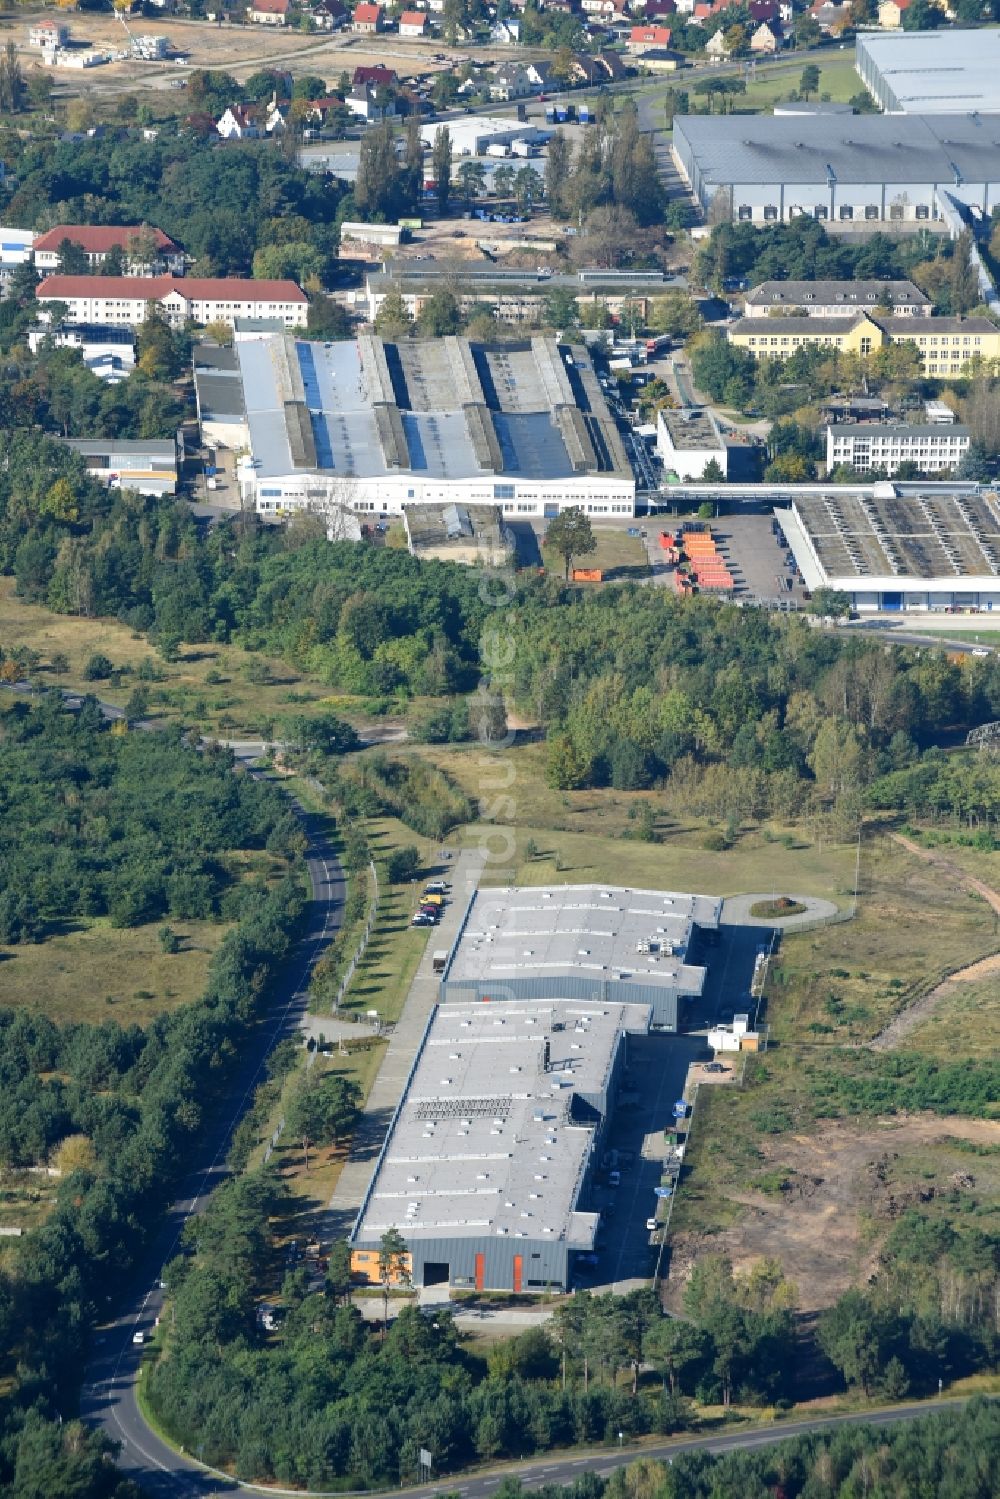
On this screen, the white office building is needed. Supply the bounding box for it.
[826,422,970,476]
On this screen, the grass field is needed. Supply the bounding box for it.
[914,627,1000,645]
[413,741,858,901]
[265,1043,388,1237]
[739,53,860,110]
[339,815,438,1027]
[767,833,1000,1046]
[578,527,651,584]
[0,577,341,737]
[664,831,1000,1312]
[0,917,230,1028]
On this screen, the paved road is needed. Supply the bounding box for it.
[96,1393,976,1498]
[78,752,346,1495]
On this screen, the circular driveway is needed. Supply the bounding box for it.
[721,893,842,928]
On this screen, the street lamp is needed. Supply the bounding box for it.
[618,1431,624,1450]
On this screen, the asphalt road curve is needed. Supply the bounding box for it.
[79,781,345,1496]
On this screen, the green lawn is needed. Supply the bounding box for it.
[740,53,861,110]
[0,916,231,1028]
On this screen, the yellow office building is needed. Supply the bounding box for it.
[728,313,1000,376]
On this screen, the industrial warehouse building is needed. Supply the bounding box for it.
[440,884,722,1031]
[354,265,671,328]
[229,333,637,519]
[349,999,651,1292]
[62,437,180,497]
[778,484,1000,611]
[672,113,1000,224]
[855,30,1000,115]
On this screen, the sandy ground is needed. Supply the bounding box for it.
[872,950,1000,1052]
[6,10,528,92]
[664,1115,1000,1315]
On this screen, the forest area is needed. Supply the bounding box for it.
[0,697,306,1497]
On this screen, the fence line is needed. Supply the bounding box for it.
[332,858,379,1013]
[652,1080,701,1293]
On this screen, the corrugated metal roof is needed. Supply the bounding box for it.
[674,111,1000,186]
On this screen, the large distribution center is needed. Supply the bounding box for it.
[349,999,651,1292]
[672,113,1000,224]
[779,483,1000,611]
[440,884,722,1031]
[855,30,1000,115]
[229,333,637,519]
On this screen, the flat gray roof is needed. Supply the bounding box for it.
[194,344,246,421]
[66,438,176,459]
[856,29,1000,114]
[447,884,721,997]
[674,112,1000,186]
[237,334,631,483]
[659,407,723,451]
[829,422,970,439]
[353,999,650,1246]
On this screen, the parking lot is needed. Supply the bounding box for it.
[575,1031,705,1292]
[712,511,811,606]
[570,918,764,1292]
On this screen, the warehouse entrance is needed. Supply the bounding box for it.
[422,1261,449,1287]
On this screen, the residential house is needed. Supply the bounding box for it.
[399,7,429,32]
[636,45,682,69]
[264,98,288,132]
[809,0,851,30]
[248,0,289,21]
[750,19,782,50]
[705,27,730,56]
[490,62,532,99]
[28,19,68,47]
[641,0,677,14]
[748,0,779,21]
[491,18,522,41]
[217,104,262,138]
[629,22,672,47]
[312,0,351,25]
[878,0,911,22]
[353,63,397,87]
[596,48,628,79]
[524,59,554,89]
[297,94,347,127]
[33,224,184,276]
[347,83,396,121]
[36,275,309,331]
[353,1,383,28]
[581,0,629,19]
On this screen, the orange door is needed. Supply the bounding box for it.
[512,1254,523,1293]
[475,1253,485,1291]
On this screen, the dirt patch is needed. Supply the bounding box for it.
[664,1115,1000,1315]
[872,950,1000,1052]
[890,830,1000,917]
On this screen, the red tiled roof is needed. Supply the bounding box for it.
[34,224,179,255]
[399,8,427,21]
[253,0,290,11]
[353,63,396,84]
[630,23,671,39]
[37,275,307,304]
[354,2,382,18]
